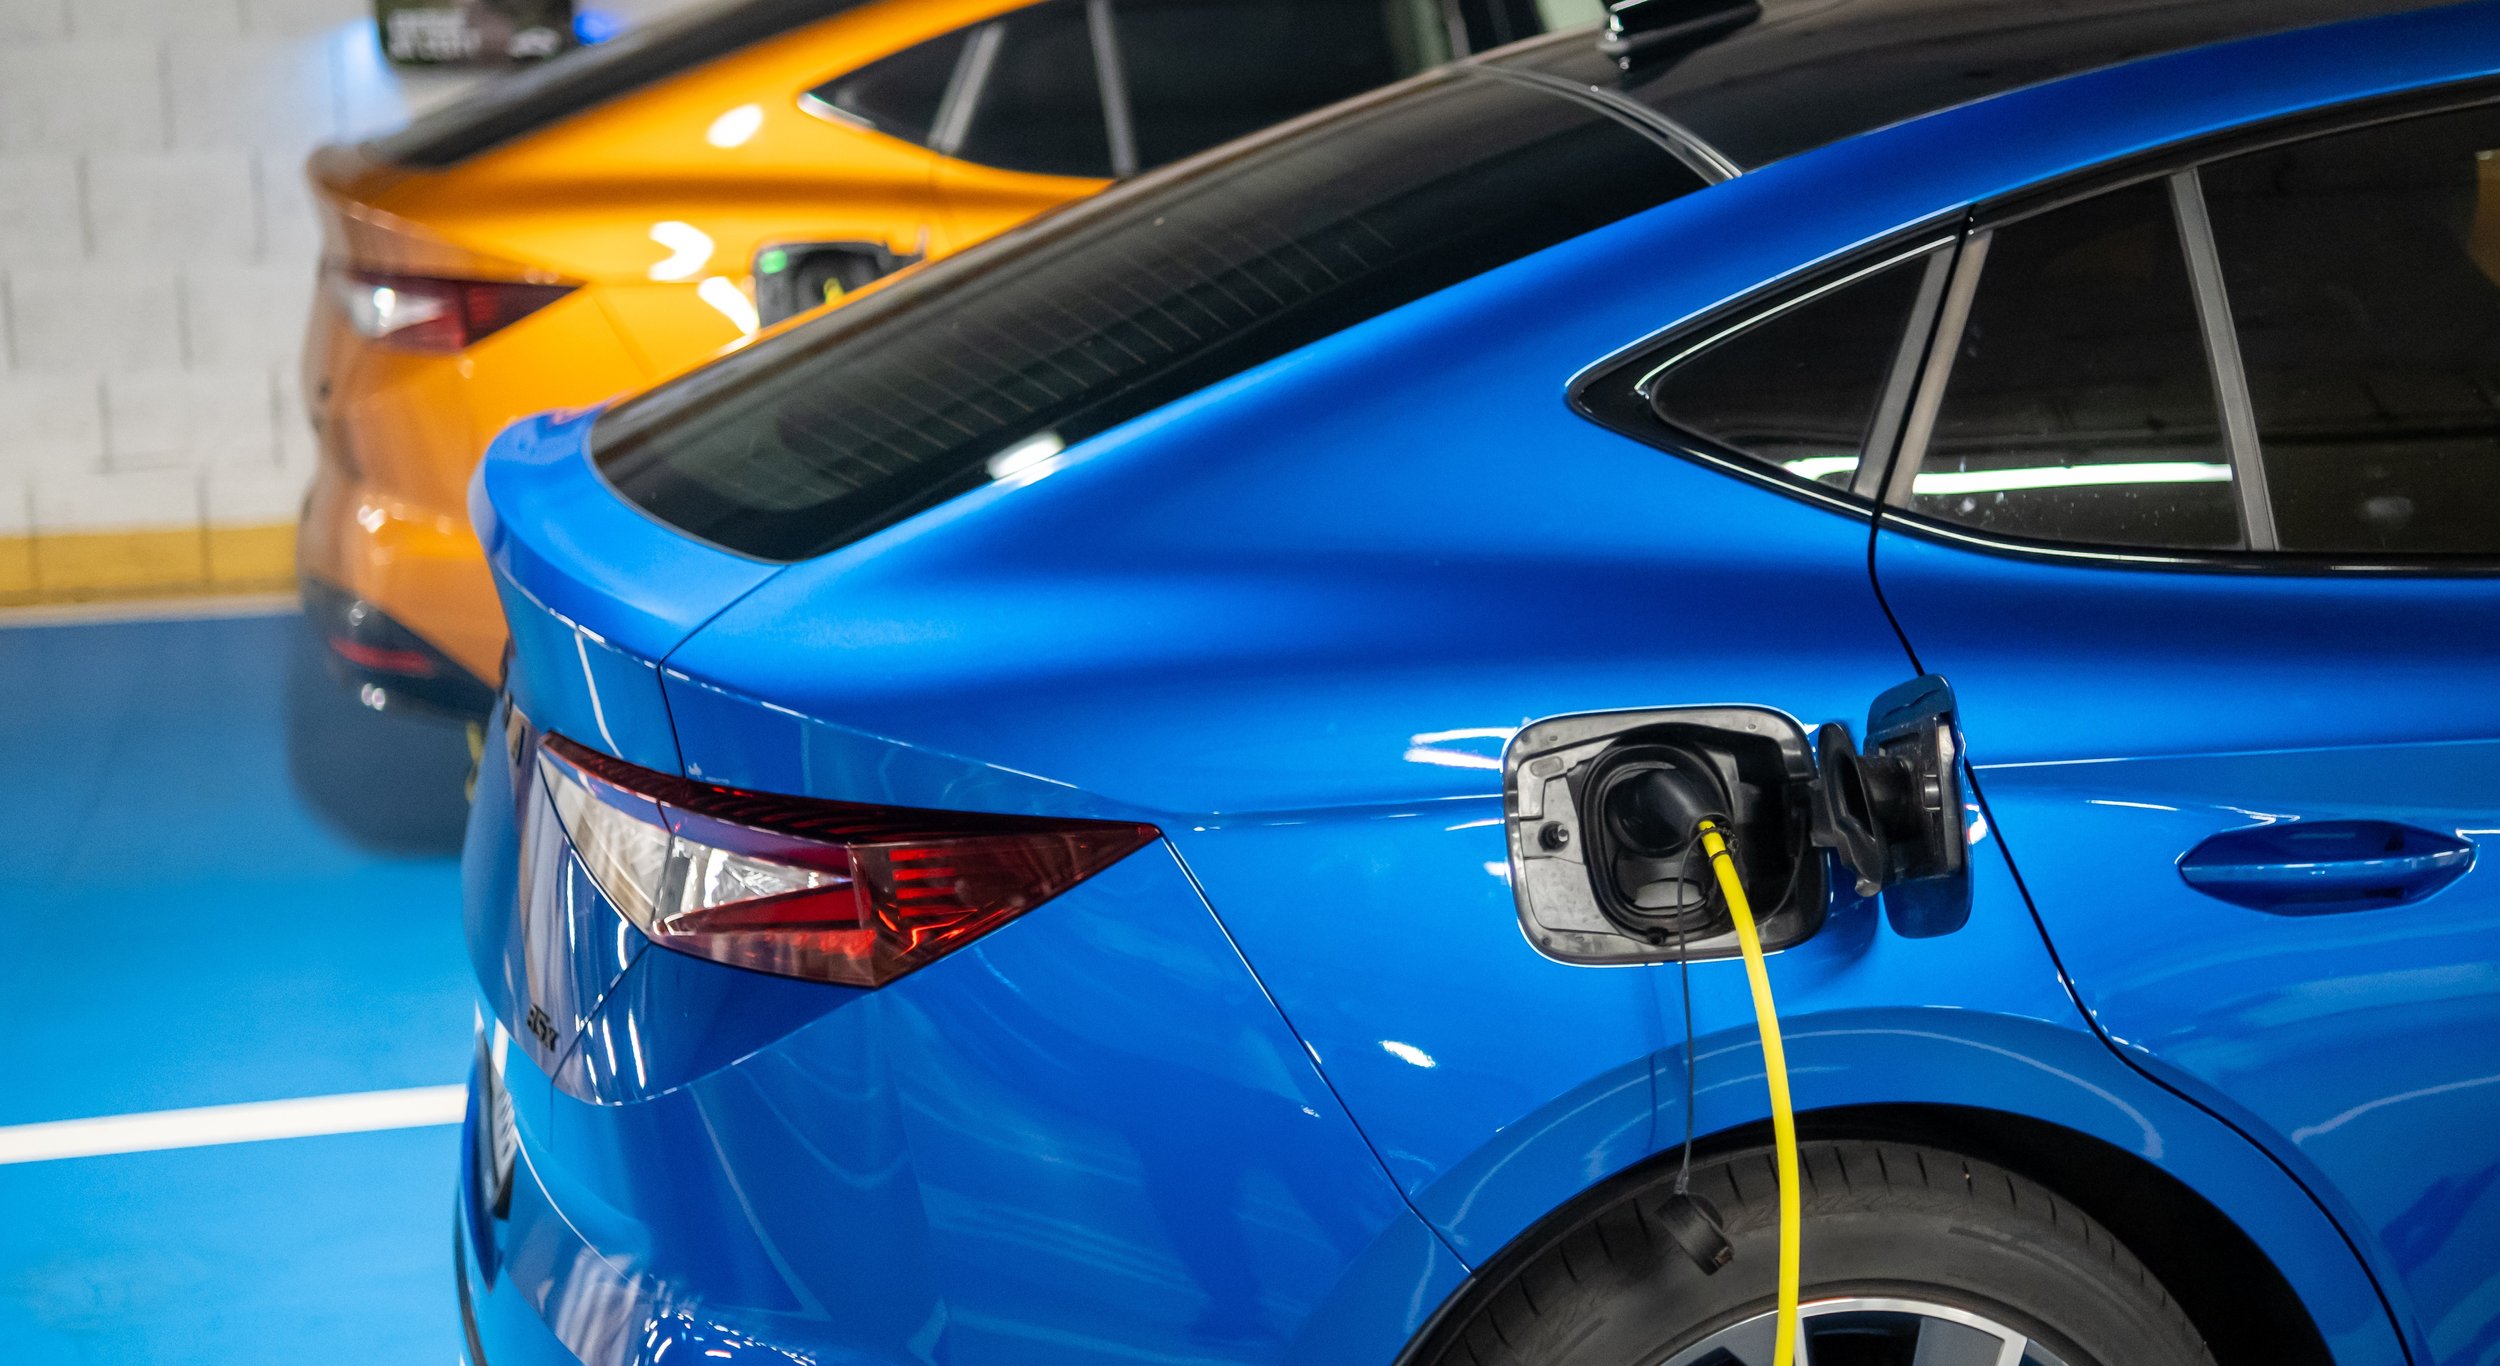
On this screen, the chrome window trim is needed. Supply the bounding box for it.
[928,19,1006,156]
[793,88,865,130]
[1472,64,1740,183]
[1880,229,1988,508]
[1086,0,1140,177]
[1853,243,1955,501]
[2170,165,2277,550]
[1434,0,1470,57]
[1872,507,2500,575]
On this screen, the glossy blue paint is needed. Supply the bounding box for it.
[459,827,1454,1365]
[461,698,650,1085]
[1876,526,2500,1364]
[462,5,2500,1362]
[473,410,779,769]
[2177,819,2476,915]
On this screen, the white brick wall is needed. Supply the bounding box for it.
[0,0,699,546]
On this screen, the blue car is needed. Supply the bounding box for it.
[457,1,2500,1362]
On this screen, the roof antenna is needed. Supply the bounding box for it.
[1598,0,1761,69]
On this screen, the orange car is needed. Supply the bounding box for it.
[300,0,1569,716]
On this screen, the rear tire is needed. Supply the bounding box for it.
[1417,1139,2215,1366]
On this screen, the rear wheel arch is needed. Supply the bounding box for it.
[1395,1103,2335,1366]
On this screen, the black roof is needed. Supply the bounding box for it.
[1493,0,2443,171]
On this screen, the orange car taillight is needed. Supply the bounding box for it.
[535,734,1159,987]
[324,265,572,352]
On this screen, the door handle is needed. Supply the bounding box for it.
[2178,819,2475,915]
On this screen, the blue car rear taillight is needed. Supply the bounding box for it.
[533,733,1159,987]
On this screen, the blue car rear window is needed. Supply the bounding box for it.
[590,70,1707,562]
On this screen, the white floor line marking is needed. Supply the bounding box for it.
[0,1085,466,1165]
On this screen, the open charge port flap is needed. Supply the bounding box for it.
[1505,705,1828,965]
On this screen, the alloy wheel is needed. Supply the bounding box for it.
[1659,1296,2075,1366]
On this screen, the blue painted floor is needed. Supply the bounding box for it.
[0,608,479,1364]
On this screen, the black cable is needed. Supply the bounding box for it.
[1674,943,1697,1195]
[1668,824,1723,1195]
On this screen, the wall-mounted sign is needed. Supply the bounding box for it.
[377,0,577,66]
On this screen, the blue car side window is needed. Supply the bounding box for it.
[1909,178,2243,550]
[1892,93,2500,565]
[2203,100,2500,556]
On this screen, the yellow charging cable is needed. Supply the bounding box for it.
[1695,819,1801,1366]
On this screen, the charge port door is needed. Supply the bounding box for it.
[1506,679,1969,965]
[1506,705,1827,965]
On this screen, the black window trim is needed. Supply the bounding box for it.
[1571,72,2500,578]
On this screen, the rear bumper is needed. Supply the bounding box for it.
[301,576,496,719]
[296,447,507,695]
[455,837,1463,1366]
[297,277,648,693]
[456,1210,574,1366]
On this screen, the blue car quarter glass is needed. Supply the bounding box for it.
[587,68,1706,561]
[1582,241,1947,496]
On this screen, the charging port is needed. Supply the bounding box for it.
[1503,678,1971,964]
[1507,706,1826,964]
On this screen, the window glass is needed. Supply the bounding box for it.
[1448,0,1547,52]
[1535,0,1605,27]
[594,75,1705,561]
[956,1,1114,178]
[1916,180,2239,549]
[1647,252,1934,491]
[807,26,969,146]
[2204,104,2500,556]
[1111,0,1447,170]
